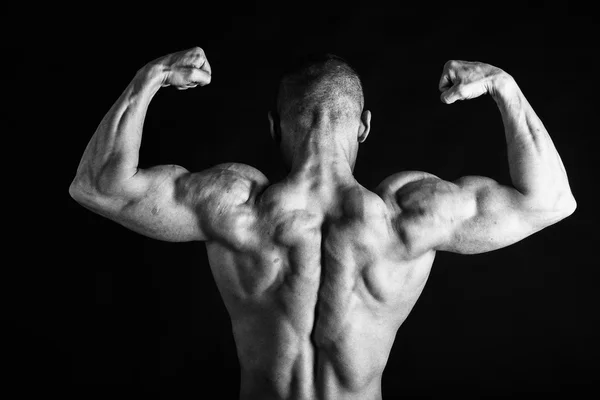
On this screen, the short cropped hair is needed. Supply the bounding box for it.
[275,53,364,123]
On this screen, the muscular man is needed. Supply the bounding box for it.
[69,47,576,399]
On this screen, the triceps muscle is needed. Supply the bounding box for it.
[436,176,537,254]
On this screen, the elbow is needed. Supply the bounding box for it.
[70,168,127,201]
[523,189,577,228]
[70,171,137,212]
[69,176,119,215]
[69,178,84,202]
[69,177,96,205]
[552,186,577,218]
[69,174,105,205]
[561,192,577,218]
[535,190,577,223]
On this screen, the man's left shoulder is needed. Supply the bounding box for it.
[181,163,270,208]
[212,163,269,185]
[205,163,271,201]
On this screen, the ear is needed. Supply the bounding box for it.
[358,110,371,143]
[268,111,279,141]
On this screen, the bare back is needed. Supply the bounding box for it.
[69,47,576,400]
[205,176,435,400]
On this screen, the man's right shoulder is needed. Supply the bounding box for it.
[375,170,440,197]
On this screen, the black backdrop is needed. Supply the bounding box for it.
[5,4,598,399]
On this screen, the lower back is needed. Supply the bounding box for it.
[236,332,386,400]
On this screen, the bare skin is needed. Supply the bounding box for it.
[70,48,576,399]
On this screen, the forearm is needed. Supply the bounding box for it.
[71,63,166,196]
[491,74,576,212]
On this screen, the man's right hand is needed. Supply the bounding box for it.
[438,60,508,104]
[155,46,212,90]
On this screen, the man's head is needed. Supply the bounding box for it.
[269,53,371,170]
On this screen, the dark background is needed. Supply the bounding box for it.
[5,3,598,398]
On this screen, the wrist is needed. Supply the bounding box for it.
[489,72,518,101]
[135,62,169,88]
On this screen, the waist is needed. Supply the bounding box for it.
[238,357,384,400]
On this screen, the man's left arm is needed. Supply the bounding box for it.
[69,47,218,242]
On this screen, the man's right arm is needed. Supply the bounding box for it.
[381,61,576,256]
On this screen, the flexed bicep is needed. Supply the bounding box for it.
[433,176,539,254]
[74,163,269,243]
[72,164,204,242]
[426,59,576,254]
[380,172,549,256]
[69,46,223,241]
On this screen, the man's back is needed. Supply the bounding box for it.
[206,173,435,400]
[69,47,575,400]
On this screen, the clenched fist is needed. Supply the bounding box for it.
[438,60,508,104]
[156,47,212,90]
